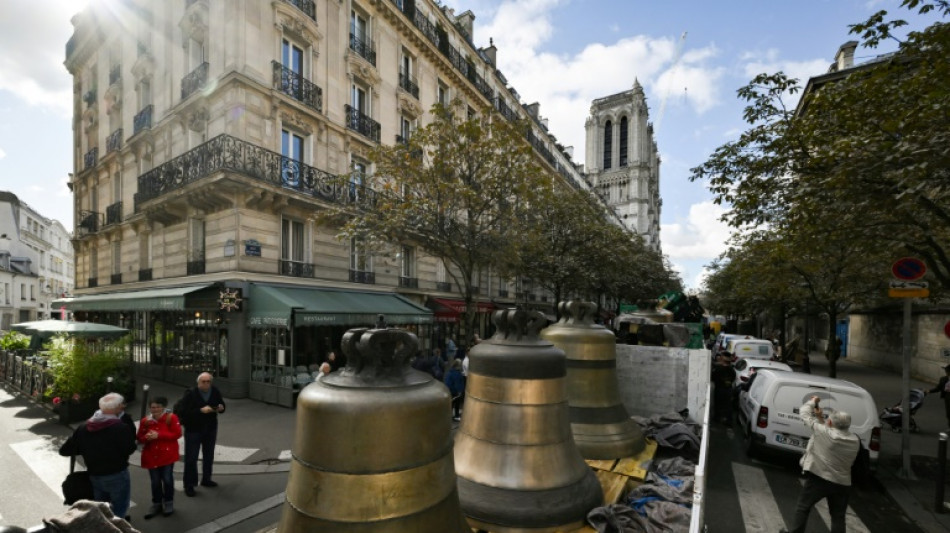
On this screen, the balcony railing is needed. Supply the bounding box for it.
[344,105,380,142]
[109,64,121,86]
[280,260,315,278]
[283,0,315,21]
[83,148,98,170]
[134,134,375,209]
[398,70,419,99]
[272,61,322,113]
[181,62,209,100]
[436,281,451,292]
[498,289,508,298]
[111,273,122,285]
[78,210,101,234]
[349,33,376,66]
[138,268,152,282]
[399,276,418,289]
[349,270,375,284]
[88,277,98,288]
[106,128,123,154]
[105,201,123,225]
[133,105,153,135]
[494,97,517,122]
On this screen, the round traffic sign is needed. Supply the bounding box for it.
[892,257,926,281]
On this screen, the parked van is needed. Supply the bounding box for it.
[712,333,745,357]
[726,338,775,360]
[737,370,881,463]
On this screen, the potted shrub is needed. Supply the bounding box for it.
[46,336,133,424]
[0,331,31,378]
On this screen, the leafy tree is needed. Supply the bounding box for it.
[323,103,553,344]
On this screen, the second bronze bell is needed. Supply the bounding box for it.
[454,309,603,532]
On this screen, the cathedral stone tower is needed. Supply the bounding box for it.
[584,80,661,251]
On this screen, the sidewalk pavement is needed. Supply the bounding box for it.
[802,351,950,533]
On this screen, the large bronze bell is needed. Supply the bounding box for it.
[541,301,646,460]
[277,322,470,532]
[454,309,603,532]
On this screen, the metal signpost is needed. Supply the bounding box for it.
[890,258,928,479]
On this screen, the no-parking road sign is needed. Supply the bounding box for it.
[892,257,927,281]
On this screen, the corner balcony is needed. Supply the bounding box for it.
[399,276,418,289]
[77,210,101,236]
[181,62,209,100]
[349,270,375,284]
[105,201,123,225]
[272,61,322,113]
[344,105,380,143]
[133,105,153,135]
[106,128,123,154]
[280,260,315,278]
[83,148,98,171]
[134,134,375,211]
[398,70,419,99]
[283,0,315,21]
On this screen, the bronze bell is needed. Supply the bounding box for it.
[541,301,646,460]
[277,323,470,532]
[454,309,603,532]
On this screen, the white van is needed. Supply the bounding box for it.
[737,370,881,464]
[726,338,775,360]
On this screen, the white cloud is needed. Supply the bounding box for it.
[471,0,726,160]
[0,147,6,160]
[661,201,731,261]
[740,48,829,92]
[0,1,85,116]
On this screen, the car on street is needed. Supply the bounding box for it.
[732,358,792,399]
[726,338,776,361]
[736,369,881,464]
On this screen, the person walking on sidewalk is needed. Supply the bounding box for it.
[178,372,226,496]
[781,396,860,533]
[59,392,138,521]
[444,359,465,421]
[137,396,181,519]
[927,364,950,431]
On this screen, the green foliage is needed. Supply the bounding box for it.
[45,336,131,402]
[0,331,31,351]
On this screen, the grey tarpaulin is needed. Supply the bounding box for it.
[42,500,140,533]
[587,456,696,532]
[631,412,702,453]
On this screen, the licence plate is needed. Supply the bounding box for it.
[775,434,807,449]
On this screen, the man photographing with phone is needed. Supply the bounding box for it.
[781,395,860,533]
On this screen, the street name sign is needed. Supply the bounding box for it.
[888,287,929,298]
[889,281,929,290]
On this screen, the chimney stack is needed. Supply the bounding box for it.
[835,41,858,71]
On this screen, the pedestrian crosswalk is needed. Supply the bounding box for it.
[730,461,870,532]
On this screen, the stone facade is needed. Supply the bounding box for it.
[584,80,661,251]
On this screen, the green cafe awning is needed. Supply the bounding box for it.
[248,284,432,328]
[53,285,212,312]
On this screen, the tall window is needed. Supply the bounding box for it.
[281,129,304,187]
[399,115,412,142]
[350,237,371,272]
[190,219,205,260]
[351,84,368,114]
[189,38,206,70]
[603,120,612,170]
[281,218,305,263]
[351,10,368,44]
[437,81,448,106]
[112,242,121,275]
[282,39,303,75]
[400,246,415,278]
[138,79,151,109]
[619,117,628,167]
[350,160,366,201]
[113,170,121,202]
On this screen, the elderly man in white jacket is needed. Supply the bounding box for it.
[781,395,860,533]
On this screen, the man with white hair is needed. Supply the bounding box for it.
[177,372,226,496]
[59,392,137,521]
[781,395,860,533]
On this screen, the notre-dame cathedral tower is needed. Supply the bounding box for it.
[584,80,661,251]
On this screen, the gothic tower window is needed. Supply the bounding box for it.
[619,117,628,167]
[603,120,612,170]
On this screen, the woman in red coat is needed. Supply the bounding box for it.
[137,396,182,519]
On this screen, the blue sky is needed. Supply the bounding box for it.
[0,0,938,289]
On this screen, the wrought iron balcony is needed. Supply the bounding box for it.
[349,270,375,284]
[181,62,209,100]
[283,0,315,21]
[349,33,376,66]
[436,281,451,292]
[272,61,322,113]
[138,268,152,282]
[344,105,380,142]
[78,210,101,234]
[83,89,97,107]
[398,70,419,99]
[109,64,121,86]
[83,148,98,170]
[280,259,315,278]
[399,276,418,289]
[497,289,508,298]
[111,273,122,285]
[106,128,123,154]
[88,277,98,288]
[134,134,375,210]
[133,105,153,135]
[494,97,516,122]
[105,201,123,225]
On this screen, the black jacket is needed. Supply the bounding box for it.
[59,416,137,475]
[179,386,226,431]
[930,376,950,399]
